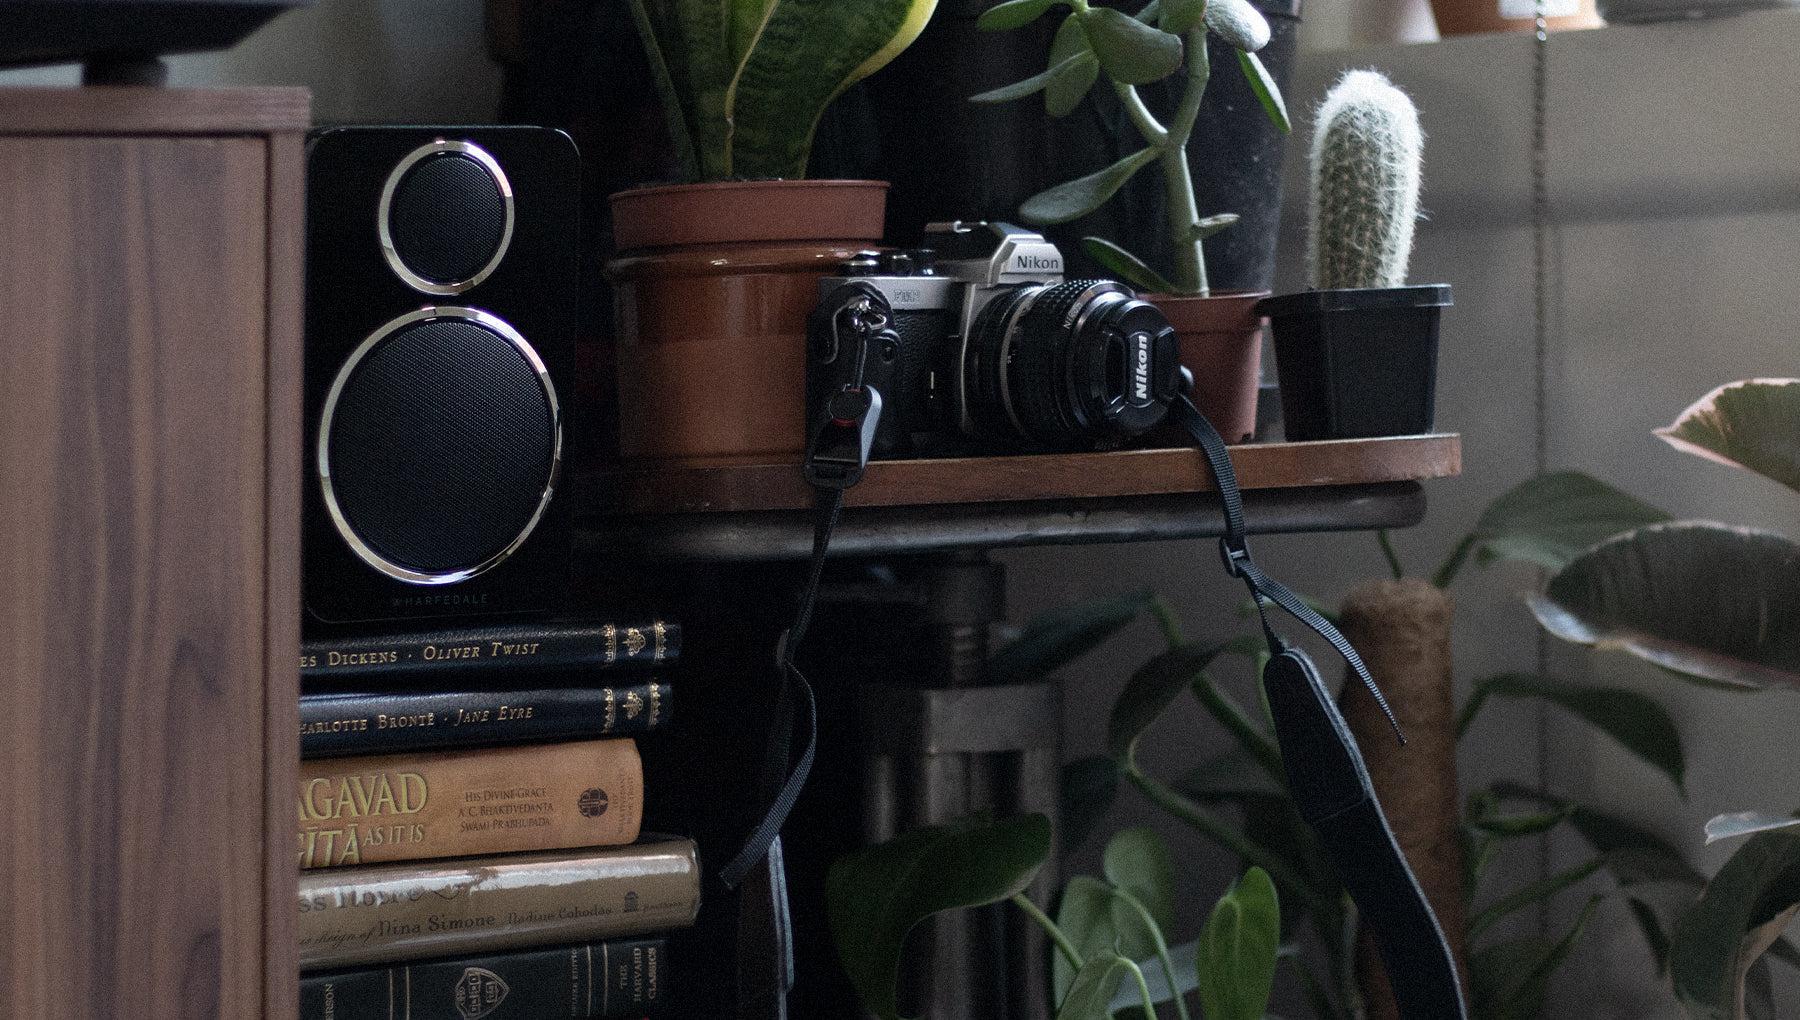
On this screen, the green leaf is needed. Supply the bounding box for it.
[1045,13,1100,116]
[1528,522,1800,691]
[987,590,1152,686]
[828,813,1052,1020]
[1107,641,1230,766]
[1056,876,1157,1003]
[1470,895,1602,1020]
[728,0,939,178]
[1438,470,1673,586]
[1491,782,1705,887]
[1159,0,1206,33]
[971,52,1092,104]
[1082,237,1176,294]
[1021,147,1162,226]
[625,0,730,179]
[1192,213,1241,241]
[978,0,1063,31]
[1707,811,1800,846]
[1204,0,1271,52]
[1469,857,1605,940]
[1456,673,1686,793]
[1058,953,1140,1020]
[1103,828,1176,936]
[1196,868,1281,1020]
[1670,831,1800,1020]
[1628,896,1675,975]
[1656,379,1800,496]
[1081,6,1184,85]
[1060,755,1122,852]
[1236,49,1289,134]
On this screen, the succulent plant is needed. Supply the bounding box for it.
[627,0,939,181]
[972,0,1291,297]
[1306,69,1423,290]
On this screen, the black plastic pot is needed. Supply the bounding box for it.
[1260,284,1451,441]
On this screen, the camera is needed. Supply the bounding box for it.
[806,222,1181,457]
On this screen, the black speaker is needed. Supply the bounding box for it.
[303,126,579,623]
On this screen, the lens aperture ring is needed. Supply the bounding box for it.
[1010,280,1130,448]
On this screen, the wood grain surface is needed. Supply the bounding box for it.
[0,98,303,1020]
[0,86,310,135]
[595,434,1462,515]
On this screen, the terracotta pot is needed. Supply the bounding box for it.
[1146,291,1269,445]
[607,180,888,463]
[1429,0,1601,35]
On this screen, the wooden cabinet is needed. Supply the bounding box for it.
[0,88,307,1020]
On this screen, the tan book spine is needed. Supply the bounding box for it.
[297,840,702,970]
[297,739,642,869]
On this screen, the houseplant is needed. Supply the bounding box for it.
[611,0,937,463]
[1261,68,1452,441]
[970,0,1294,443]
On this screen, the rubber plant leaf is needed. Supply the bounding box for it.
[1236,49,1290,133]
[1055,876,1156,1003]
[1669,831,1800,1020]
[1656,379,1800,497]
[827,813,1051,1020]
[1469,895,1602,1020]
[1058,953,1139,1020]
[1527,522,1800,691]
[1022,147,1161,226]
[1195,867,1281,1020]
[1707,812,1800,846]
[1204,0,1271,52]
[730,0,939,179]
[1107,641,1230,766]
[971,52,1092,104]
[1082,237,1176,294]
[986,589,1152,685]
[1437,469,1672,586]
[978,0,1064,31]
[1081,6,1184,85]
[1456,673,1685,792]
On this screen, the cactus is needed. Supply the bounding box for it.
[1307,70,1423,291]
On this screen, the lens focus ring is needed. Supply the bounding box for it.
[1010,280,1131,447]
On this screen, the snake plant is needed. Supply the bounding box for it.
[627,0,939,181]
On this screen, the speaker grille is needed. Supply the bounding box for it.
[386,151,509,288]
[324,315,557,578]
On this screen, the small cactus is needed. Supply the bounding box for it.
[1307,69,1423,290]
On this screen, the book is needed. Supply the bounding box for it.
[298,740,642,869]
[300,682,672,758]
[298,840,701,970]
[300,937,668,1019]
[301,619,679,682]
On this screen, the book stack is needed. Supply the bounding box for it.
[296,619,695,1019]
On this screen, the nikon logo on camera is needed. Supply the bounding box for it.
[1012,252,1061,272]
[1132,332,1152,405]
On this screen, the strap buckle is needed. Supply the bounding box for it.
[1219,537,1252,579]
[803,384,883,490]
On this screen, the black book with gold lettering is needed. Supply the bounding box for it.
[300,682,671,758]
[300,937,669,1019]
[301,619,679,682]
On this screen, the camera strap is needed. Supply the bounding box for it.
[1168,394,1468,1019]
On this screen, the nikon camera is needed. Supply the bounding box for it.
[805,222,1181,458]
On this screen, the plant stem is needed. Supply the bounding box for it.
[1377,529,1406,580]
[1149,596,1185,648]
[1126,767,1329,913]
[1113,82,1170,146]
[1124,959,1160,1020]
[1010,892,1084,971]
[1112,886,1192,1020]
[1432,532,1478,589]
[1191,673,1285,781]
[1159,28,1212,295]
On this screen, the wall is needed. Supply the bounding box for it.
[1009,9,1800,1017]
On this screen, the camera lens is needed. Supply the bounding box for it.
[962,280,1179,448]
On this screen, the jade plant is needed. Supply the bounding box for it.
[1307,69,1423,290]
[625,0,938,181]
[970,0,1292,296]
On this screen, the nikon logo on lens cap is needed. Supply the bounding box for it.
[1131,332,1153,406]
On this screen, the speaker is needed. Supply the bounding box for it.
[303,126,579,623]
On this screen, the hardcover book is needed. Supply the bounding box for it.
[298,740,642,869]
[301,619,679,682]
[300,937,667,1019]
[300,682,671,758]
[298,840,700,970]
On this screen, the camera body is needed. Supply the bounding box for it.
[807,222,1180,458]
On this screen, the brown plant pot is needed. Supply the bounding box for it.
[607,180,889,463]
[1430,0,1601,35]
[1145,291,1269,445]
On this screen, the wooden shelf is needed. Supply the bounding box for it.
[577,435,1460,561]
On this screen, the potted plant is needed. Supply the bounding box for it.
[611,0,936,463]
[970,0,1294,444]
[1261,69,1452,441]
